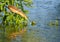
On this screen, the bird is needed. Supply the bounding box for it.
[8,5,28,20]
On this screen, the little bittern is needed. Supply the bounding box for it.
[8,5,28,20]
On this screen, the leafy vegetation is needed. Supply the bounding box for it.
[0,0,33,28]
[0,0,33,39]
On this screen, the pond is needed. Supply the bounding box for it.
[0,0,60,42]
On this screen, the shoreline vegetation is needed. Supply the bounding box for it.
[0,0,33,39]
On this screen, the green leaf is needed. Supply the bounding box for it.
[24,10,29,14]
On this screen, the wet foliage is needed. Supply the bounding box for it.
[0,0,33,39]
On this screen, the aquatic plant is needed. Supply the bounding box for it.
[48,20,59,26]
[0,0,33,39]
[0,0,33,28]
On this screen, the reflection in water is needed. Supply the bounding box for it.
[0,0,60,42]
[21,28,41,42]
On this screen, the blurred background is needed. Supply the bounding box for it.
[0,0,60,42]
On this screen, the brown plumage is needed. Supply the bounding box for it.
[8,5,28,20]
